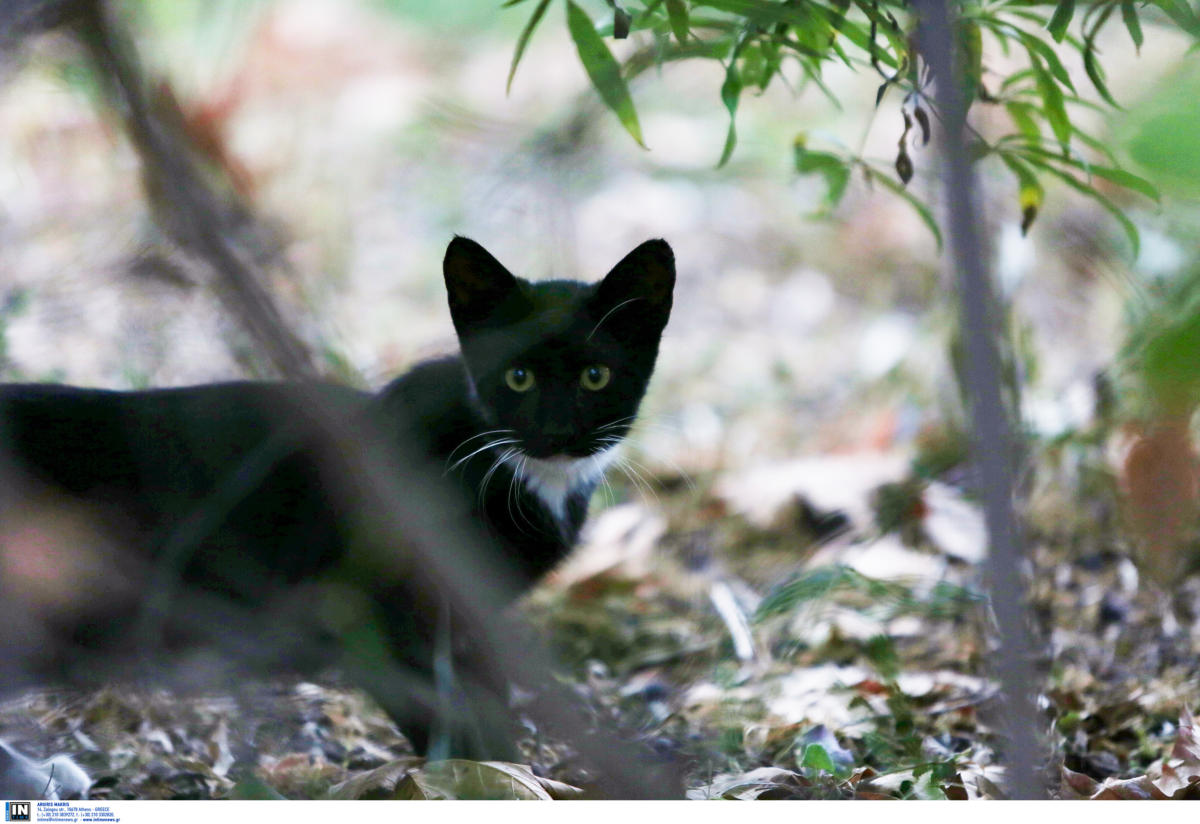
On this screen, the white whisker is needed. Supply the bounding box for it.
[445,428,514,466]
[479,447,516,507]
[513,455,541,533]
[446,438,519,474]
[587,298,644,342]
[614,456,659,505]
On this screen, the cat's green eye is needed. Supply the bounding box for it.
[504,367,535,393]
[580,364,611,391]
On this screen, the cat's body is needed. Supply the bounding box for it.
[0,237,675,761]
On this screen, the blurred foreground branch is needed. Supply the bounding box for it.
[913,0,1046,800]
[78,0,315,379]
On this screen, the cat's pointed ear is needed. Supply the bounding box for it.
[443,237,521,331]
[592,239,675,338]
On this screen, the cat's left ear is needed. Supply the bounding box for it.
[592,239,675,337]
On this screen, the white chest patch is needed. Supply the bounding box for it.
[504,446,619,521]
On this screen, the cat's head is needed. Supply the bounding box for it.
[443,236,674,460]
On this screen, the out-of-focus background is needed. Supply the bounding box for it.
[3,0,1200,800]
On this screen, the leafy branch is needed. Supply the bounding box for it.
[505,0,1196,250]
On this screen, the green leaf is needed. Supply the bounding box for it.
[694,0,898,68]
[1081,44,1119,107]
[792,140,851,214]
[1006,101,1042,141]
[1019,32,1075,92]
[1148,0,1200,38]
[872,171,944,250]
[565,0,647,148]
[1121,0,1143,51]
[1031,57,1071,150]
[717,60,741,168]
[1087,164,1161,203]
[1012,144,1160,203]
[507,0,553,94]
[800,743,837,774]
[665,0,689,42]
[1047,0,1075,41]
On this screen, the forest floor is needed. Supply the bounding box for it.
[4,429,1200,800]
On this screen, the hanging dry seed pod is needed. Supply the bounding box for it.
[914,105,931,145]
[896,110,914,184]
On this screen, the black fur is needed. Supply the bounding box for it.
[0,237,674,758]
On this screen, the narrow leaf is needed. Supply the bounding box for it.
[507,0,553,94]
[566,0,647,148]
[695,0,898,68]
[1082,44,1119,108]
[1121,0,1143,51]
[1006,101,1042,141]
[1047,0,1075,41]
[792,140,851,213]
[1020,32,1075,92]
[717,61,741,168]
[1088,164,1161,203]
[1031,58,1071,150]
[1148,0,1200,38]
[665,0,690,42]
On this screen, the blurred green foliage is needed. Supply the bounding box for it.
[1118,59,1200,418]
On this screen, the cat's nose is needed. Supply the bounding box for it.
[526,426,575,457]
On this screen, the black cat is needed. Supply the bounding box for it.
[0,236,675,759]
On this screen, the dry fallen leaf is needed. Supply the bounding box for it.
[327,757,421,799]
[388,760,583,800]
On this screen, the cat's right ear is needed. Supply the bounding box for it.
[443,237,520,330]
[592,239,676,339]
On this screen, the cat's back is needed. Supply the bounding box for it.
[0,380,373,502]
[375,356,475,455]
